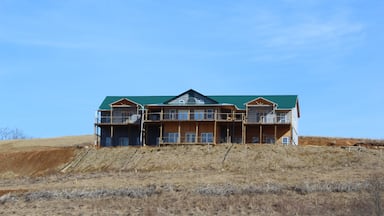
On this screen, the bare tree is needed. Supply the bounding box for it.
[0,127,27,140]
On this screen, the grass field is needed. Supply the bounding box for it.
[0,135,383,215]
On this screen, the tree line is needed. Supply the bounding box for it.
[0,127,28,140]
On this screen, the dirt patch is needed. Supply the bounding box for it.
[0,189,28,196]
[299,136,384,148]
[0,147,76,177]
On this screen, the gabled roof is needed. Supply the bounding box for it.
[245,97,277,107]
[98,96,173,110]
[98,90,298,111]
[164,89,218,105]
[110,98,140,107]
[209,95,298,110]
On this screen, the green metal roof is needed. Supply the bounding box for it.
[98,96,173,110]
[210,95,298,109]
[98,95,298,110]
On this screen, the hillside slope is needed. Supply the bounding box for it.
[0,135,383,215]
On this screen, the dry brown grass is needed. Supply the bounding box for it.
[0,136,383,215]
[0,135,94,152]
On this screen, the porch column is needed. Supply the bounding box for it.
[159,124,163,146]
[111,125,114,146]
[274,125,277,145]
[110,109,114,146]
[213,121,217,144]
[94,123,98,148]
[226,125,230,144]
[195,123,199,144]
[178,123,181,144]
[160,108,164,120]
[242,122,246,144]
[259,125,262,144]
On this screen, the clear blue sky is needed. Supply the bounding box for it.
[1,0,383,139]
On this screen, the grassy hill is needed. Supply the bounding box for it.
[0,135,383,215]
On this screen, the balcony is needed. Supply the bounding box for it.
[245,114,290,124]
[144,112,244,122]
[95,114,141,125]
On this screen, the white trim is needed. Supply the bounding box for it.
[109,98,142,108]
[244,97,277,107]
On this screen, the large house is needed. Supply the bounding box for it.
[94,89,300,147]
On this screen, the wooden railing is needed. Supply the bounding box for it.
[246,114,291,124]
[95,112,290,125]
[144,112,244,122]
[96,114,141,125]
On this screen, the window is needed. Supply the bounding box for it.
[165,109,177,120]
[121,111,131,123]
[167,133,179,143]
[101,113,111,123]
[185,132,196,143]
[206,109,214,119]
[119,137,129,146]
[178,110,189,120]
[201,132,213,143]
[105,137,112,147]
[170,109,177,119]
[282,137,290,145]
[252,136,259,143]
[256,112,267,123]
[194,110,204,120]
[277,113,287,123]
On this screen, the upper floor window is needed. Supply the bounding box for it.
[256,112,267,123]
[164,109,177,120]
[194,110,204,120]
[206,109,214,119]
[121,111,131,123]
[178,110,189,120]
[277,113,287,123]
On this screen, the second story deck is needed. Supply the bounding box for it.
[145,111,244,122]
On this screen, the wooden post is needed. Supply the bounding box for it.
[226,125,230,144]
[159,124,163,146]
[178,122,181,144]
[274,125,277,145]
[195,123,199,144]
[259,125,262,144]
[214,121,217,145]
[110,108,114,146]
[160,108,163,120]
[111,125,114,146]
[242,120,246,144]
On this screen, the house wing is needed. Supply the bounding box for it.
[164,89,218,105]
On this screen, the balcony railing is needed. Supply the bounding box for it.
[245,114,290,124]
[96,114,141,125]
[144,112,244,122]
[95,113,290,125]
